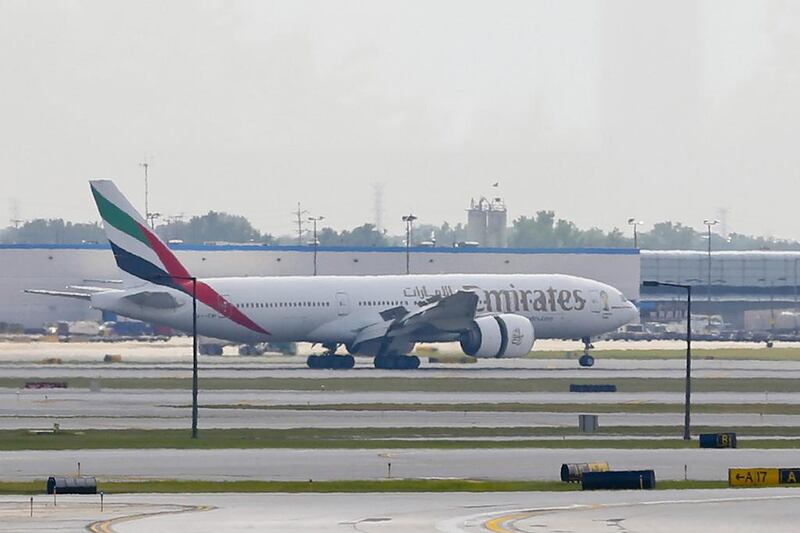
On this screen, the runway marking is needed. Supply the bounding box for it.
[479,493,800,532]
[484,512,528,532]
[86,503,214,533]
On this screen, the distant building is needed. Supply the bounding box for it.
[641,250,800,330]
[466,197,507,247]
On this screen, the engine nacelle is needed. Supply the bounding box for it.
[460,314,535,358]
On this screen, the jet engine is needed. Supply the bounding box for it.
[460,314,535,358]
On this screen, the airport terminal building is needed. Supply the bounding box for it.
[640,250,800,329]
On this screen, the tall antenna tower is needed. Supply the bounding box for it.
[292,202,308,245]
[373,183,385,232]
[718,207,729,240]
[139,160,159,229]
[9,199,22,228]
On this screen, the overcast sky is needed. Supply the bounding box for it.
[2,1,799,239]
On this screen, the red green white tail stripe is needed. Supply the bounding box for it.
[89,180,268,335]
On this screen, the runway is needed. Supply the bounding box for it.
[1,447,796,482]
[5,357,800,379]
[2,489,798,532]
[3,338,800,380]
[2,340,799,533]
[1,388,796,431]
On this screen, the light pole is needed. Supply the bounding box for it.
[770,277,786,334]
[307,215,324,276]
[794,257,799,336]
[627,218,643,249]
[643,280,692,440]
[402,214,417,275]
[703,219,718,331]
[157,274,198,439]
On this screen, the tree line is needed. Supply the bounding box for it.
[2,209,799,251]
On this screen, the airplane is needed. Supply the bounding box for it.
[27,180,639,369]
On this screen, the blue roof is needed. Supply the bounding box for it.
[0,243,639,255]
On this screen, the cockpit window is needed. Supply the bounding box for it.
[619,293,628,303]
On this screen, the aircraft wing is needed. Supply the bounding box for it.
[352,290,479,346]
[388,290,479,336]
[122,290,182,309]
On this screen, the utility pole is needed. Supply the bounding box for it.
[9,199,22,229]
[292,203,308,245]
[373,183,385,234]
[139,161,152,228]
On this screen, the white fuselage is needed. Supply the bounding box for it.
[92,273,638,348]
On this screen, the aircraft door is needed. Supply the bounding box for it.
[589,290,600,313]
[335,292,350,316]
[589,289,611,319]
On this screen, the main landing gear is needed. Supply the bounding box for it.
[578,336,595,367]
[373,354,420,370]
[306,343,355,370]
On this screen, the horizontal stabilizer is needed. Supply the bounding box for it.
[66,285,113,293]
[24,289,92,300]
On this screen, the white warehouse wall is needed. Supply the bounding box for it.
[0,244,640,328]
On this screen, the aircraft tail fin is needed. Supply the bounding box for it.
[89,180,192,289]
[89,179,270,336]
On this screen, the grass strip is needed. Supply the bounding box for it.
[0,479,735,495]
[3,428,800,450]
[198,402,800,415]
[7,376,800,393]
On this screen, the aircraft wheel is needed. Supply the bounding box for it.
[578,354,595,367]
[407,355,420,369]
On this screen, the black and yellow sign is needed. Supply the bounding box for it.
[729,468,800,487]
[729,468,779,487]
